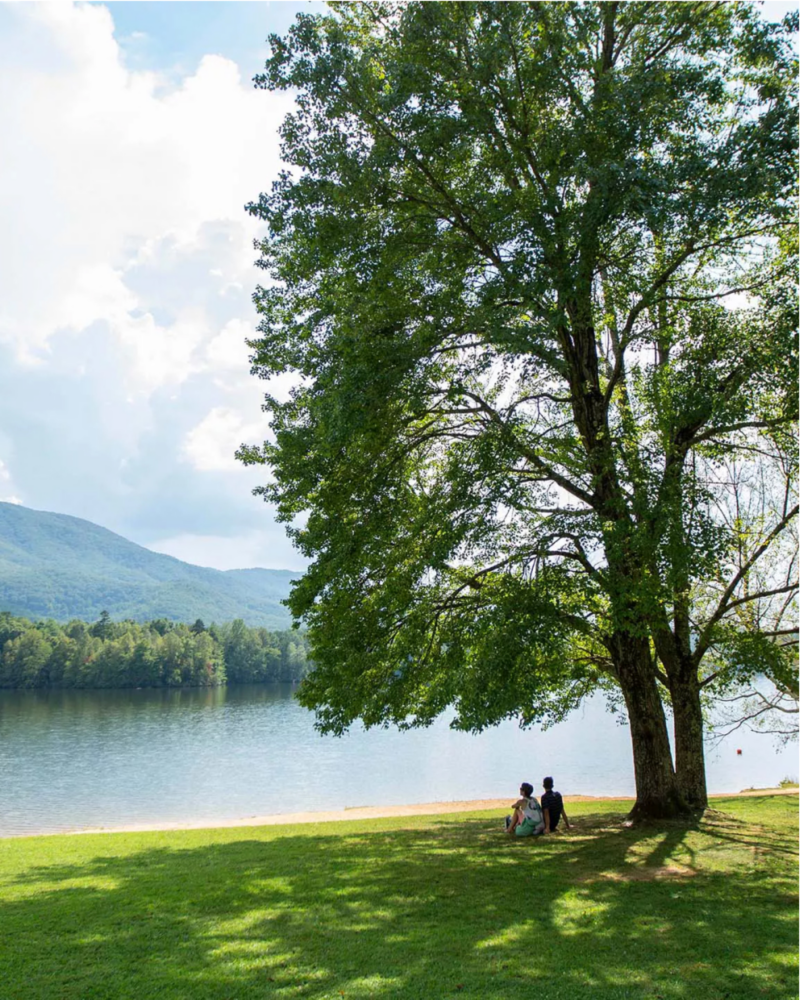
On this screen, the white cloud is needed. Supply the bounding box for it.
[206,318,254,371]
[0,2,300,570]
[0,2,290,378]
[120,310,208,391]
[0,459,22,505]
[182,406,270,473]
[60,263,138,333]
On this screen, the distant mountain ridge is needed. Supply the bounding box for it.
[0,502,297,628]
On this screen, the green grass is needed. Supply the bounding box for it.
[0,796,797,999]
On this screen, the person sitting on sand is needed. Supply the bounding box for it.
[505,782,545,837]
[541,776,570,833]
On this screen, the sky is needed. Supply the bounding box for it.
[0,1,795,573]
[0,1,326,571]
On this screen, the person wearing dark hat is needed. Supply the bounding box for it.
[541,776,570,833]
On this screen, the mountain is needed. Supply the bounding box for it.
[0,502,298,628]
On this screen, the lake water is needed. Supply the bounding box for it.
[0,684,796,837]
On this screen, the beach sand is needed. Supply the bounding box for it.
[49,787,797,838]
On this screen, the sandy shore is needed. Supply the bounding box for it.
[31,787,797,838]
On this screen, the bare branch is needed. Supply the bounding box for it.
[695,504,800,664]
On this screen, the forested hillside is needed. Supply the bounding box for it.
[0,612,311,689]
[0,503,297,627]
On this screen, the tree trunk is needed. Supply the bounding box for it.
[671,666,708,810]
[561,310,690,821]
[611,633,688,820]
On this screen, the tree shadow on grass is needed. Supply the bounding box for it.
[1,809,796,1000]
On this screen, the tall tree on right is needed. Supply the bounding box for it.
[243,1,798,818]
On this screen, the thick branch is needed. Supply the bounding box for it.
[460,389,597,508]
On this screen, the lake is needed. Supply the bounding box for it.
[0,684,795,837]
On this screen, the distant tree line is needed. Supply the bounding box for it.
[0,611,311,689]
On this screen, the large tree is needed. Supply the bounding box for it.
[241,1,797,818]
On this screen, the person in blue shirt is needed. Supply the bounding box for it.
[541,776,571,833]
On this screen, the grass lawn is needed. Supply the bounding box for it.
[0,795,797,999]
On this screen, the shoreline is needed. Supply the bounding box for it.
[7,787,797,840]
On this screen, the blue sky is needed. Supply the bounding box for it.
[100,2,325,79]
[0,1,795,572]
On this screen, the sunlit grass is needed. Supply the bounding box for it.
[0,795,796,998]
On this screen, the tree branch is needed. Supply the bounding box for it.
[695,503,800,664]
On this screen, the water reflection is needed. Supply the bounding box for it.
[0,685,794,837]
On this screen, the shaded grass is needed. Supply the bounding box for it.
[0,795,797,999]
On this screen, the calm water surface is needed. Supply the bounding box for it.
[0,685,795,836]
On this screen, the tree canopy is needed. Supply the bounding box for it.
[242,1,798,817]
